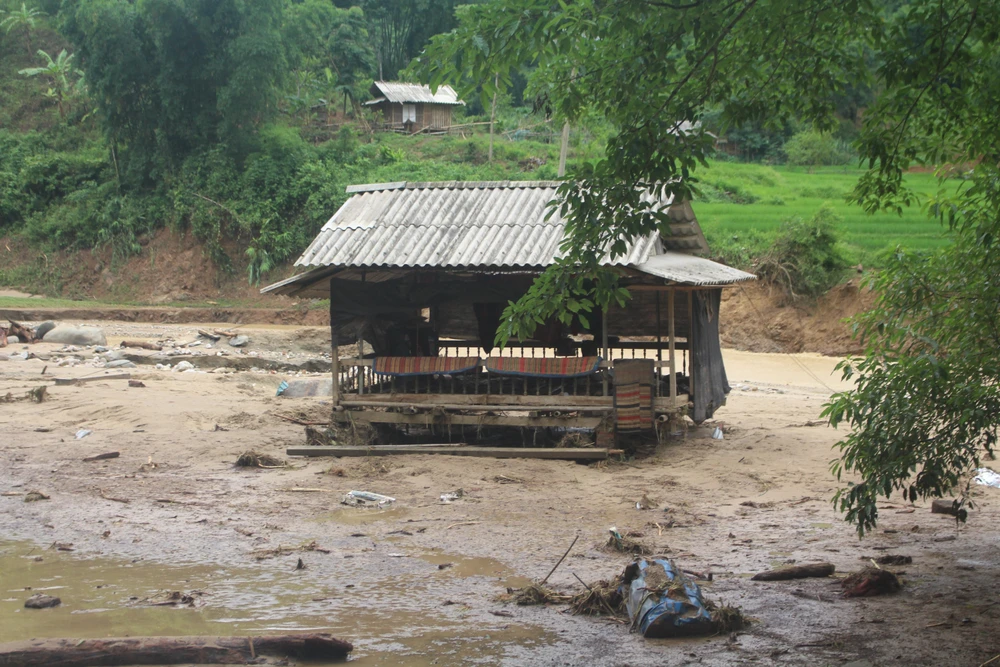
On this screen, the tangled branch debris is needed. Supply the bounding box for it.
[841,565,902,597]
[235,450,286,468]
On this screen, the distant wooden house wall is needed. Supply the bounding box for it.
[372,102,454,133]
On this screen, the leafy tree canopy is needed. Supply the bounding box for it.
[416,0,1000,534]
[62,0,286,184]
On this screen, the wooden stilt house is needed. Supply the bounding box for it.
[263,181,755,447]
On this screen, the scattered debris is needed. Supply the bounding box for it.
[128,380,146,388]
[235,451,286,468]
[494,475,523,484]
[98,489,130,504]
[120,340,162,351]
[706,599,749,633]
[489,610,515,618]
[341,490,395,507]
[75,429,92,440]
[842,565,902,597]
[974,468,1000,488]
[931,498,961,516]
[569,577,624,617]
[868,555,912,566]
[198,329,221,341]
[622,559,718,637]
[751,562,835,581]
[137,591,203,607]
[28,386,46,403]
[24,490,50,502]
[251,540,331,560]
[440,489,464,503]
[605,528,652,555]
[740,500,774,509]
[507,583,571,606]
[229,335,250,348]
[712,427,724,440]
[24,594,61,609]
[83,452,120,462]
[49,542,74,551]
[635,494,657,510]
[295,558,305,571]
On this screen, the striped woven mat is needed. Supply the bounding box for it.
[614,359,654,432]
[372,356,480,377]
[484,356,602,378]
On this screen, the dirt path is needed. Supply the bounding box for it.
[1,323,998,666]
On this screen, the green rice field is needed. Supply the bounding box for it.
[694,162,955,267]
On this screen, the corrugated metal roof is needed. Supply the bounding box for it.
[370,81,464,106]
[632,253,756,286]
[295,181,672,270]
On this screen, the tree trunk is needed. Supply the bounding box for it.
[0,634,353,666]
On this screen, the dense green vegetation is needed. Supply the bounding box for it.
[0,0,957,299]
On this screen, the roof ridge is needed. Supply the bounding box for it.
[345,181,564,194]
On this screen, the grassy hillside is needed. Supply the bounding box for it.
[694,163,948,267]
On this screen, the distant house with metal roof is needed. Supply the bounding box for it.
[264,181,754,451]
[363,81,464,133]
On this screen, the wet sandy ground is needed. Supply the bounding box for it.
[1,323,999,666]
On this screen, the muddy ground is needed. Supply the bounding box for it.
[1,322,998,666]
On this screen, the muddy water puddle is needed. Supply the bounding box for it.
[0,541,556,665]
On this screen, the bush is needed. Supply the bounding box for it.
[784,130,853,167]
[756,205,849,298]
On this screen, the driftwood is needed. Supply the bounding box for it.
[197,329,221,341]
[931,499,960,516]
[8,321,36,343]
[0,634,353,666]
[120,340,163,351]
[83,451,120,462]
[751,562,836,581]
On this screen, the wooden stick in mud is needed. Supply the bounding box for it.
[751,562,836,581]
[119,340,162,350]
[83,452,119,462]
[541,534,579,584]
[0,634,353,666]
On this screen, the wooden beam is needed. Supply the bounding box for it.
[287,446,611,460]
[339,394,614,407]
[53,374,131,386]
[0,635,352,667]
[668,289,677,402]
[332,410,604,429]
[340,400,612,413]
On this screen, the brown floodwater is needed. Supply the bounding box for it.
[0,540,557,665]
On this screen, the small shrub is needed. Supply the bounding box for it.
[784,130,853,167]
[756,204,850,298]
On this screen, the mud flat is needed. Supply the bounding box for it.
[1,321,998,666]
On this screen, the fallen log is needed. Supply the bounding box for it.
[8,321,36,343]
[83,451,120,462]
[0,633,353,666]
[197,329,221,341]
[751,562,836,581]
[120,340,163,351]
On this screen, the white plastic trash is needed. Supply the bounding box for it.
[974,468,1000,488]
[712,427,724,440]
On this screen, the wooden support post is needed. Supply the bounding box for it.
[330,282,340,407]
[687,290,694,401]
[601,306,609,396]
[655,292,662,397]
[668,289,677,402]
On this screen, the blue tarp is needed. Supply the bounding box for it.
[621,559,715,638]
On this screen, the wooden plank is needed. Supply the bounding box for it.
[336,393,615,407]
[287,446,610,460]
[333,410,604,429]
[340,400,612,413]
[53,374,131,386]
[668,289,677,402]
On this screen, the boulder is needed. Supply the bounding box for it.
[228,335,250,348]
[34,321,57,339]
[43,325,107,347]
[105,359,137,369]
